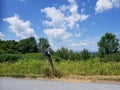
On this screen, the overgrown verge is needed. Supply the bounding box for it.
[0,58,120,78]
[0,54,20,63]
[0,53,120,82]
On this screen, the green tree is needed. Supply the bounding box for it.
[17,37,38,53]
[38,38,50,53]
[55,47,82,61]
[38,38,54,70]
[98,32,119,57]
[55,47,67,60]
[81,49,90,60]
[74,52,81,60]
[0,40,18,53]
[69,49,75,60]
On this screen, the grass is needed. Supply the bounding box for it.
[54,58,120,76]
[0,53,120,79]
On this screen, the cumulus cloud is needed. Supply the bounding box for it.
[41,0,89,29]
[70,40,93,47]
[70,39,98,51]
[41,0,90,42]
[41,7,66,29]
[0,32,4,39]
[75,33,81,38]
[3,14,37,39]
[44,28,72,41]
[95,0,120,13]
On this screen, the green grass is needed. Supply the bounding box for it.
[0,53,120,78]
[54,58,120,76]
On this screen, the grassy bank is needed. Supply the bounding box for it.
[0,53,120,81]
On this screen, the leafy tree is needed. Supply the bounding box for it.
[81,49,90,60]
[98,32,119,57]
[55,47,81,60]
[55,47,69,60]
[0,40,18,53]
[17,37,38,53]
[37,38,50,53]
[69,49,75,60]
[74,52,81,60]
[38,38,54,70]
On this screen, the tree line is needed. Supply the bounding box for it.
[0,32,120,62]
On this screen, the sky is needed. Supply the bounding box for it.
[0,0,120,52]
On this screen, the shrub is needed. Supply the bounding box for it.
[100,53,120,62]
[0,54,20,63]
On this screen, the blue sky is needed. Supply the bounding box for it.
[0,0,120,52]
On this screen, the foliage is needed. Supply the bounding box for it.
[0,40,18,54]
[100,53,120,62]
[0,54,20,63]
[0,56,120,77]
[55,47,69,60]
[19,53,45,61]
[98,32,119,57]
[55,47,81,61]
[17,37,38,53]
[37,38,50,53]
[81,49,90,60]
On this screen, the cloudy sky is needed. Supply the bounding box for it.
[0,0,120,51]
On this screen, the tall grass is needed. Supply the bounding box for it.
[0,53,120,78]
[54,58,120,76]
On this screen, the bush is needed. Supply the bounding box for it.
[100,53,120,62]
[0,54,20,63]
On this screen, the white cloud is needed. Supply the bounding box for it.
[75,33,81,38]
[112,0,120,7]
[43,28,72,41]
[41,0,90,29]
[74,27,87,38]
[41,0,90,45]
[60,5,69,11]
[3,14,37,39]
[0,32,4,39]
[41,7,66,29]
[70,40,93,47]
[95,0,120,13]
[70,39,98,51]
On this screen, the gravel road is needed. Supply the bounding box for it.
[0,78,120,90]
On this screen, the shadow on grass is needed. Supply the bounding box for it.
[42,67,63,78]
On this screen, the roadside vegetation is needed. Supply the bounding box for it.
[0,32,120,80]
[0,53,120,77]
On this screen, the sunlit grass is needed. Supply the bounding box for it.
[0,53,120,78]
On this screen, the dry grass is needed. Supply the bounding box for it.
[51,75,120,83]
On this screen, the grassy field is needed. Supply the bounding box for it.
[0,53,120,79]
